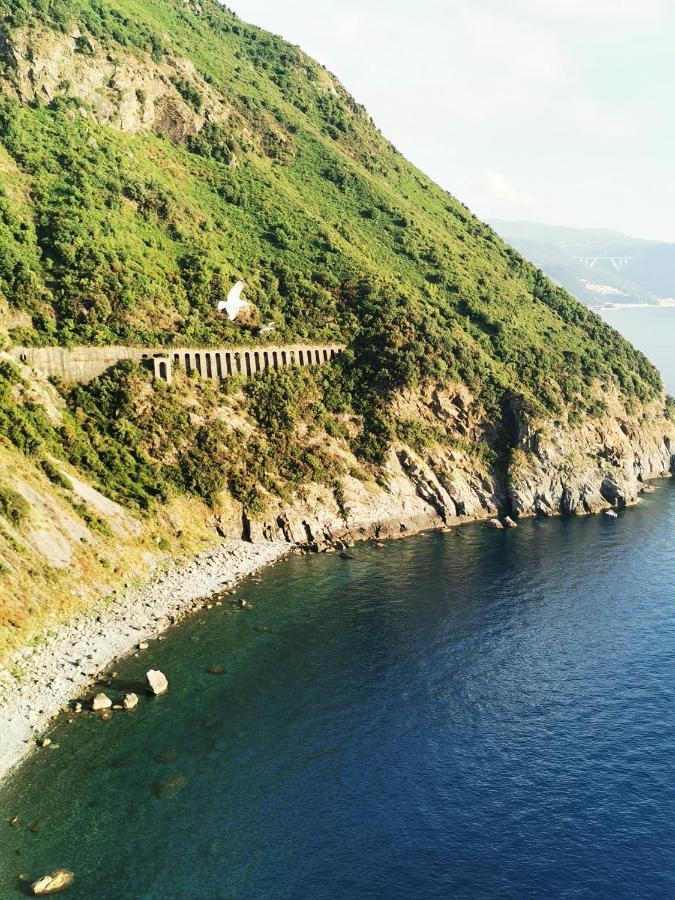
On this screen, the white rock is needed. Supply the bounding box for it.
[605,509,619,518]
[91,693,112,711]
[488,518,504,529]
[138,642,149,651]
[146,670,168,696]
[123,693,139,710]
[504,516,518,528]
[31,868,75,894]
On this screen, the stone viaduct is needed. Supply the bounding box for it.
[12,343,345,384]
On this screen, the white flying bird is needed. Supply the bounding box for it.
[217,280,249,321]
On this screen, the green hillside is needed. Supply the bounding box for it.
[0,0,671,657]
[0,0,670,655]
[0,0,660,400]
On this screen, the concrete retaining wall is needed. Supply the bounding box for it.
[11,343,345,385]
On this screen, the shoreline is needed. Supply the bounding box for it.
[0,471,669,784]
[0,539,290,783]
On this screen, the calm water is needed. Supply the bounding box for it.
[598,306,675,393]
[1,484,675,899]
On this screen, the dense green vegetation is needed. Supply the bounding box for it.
[0,0,666,509]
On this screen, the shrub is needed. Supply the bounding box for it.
[0,485,30,527]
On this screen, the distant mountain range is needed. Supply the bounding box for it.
[492,221,675,308]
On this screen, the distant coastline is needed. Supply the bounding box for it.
[592,300,675,311]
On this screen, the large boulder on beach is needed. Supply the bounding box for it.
[30,868,75,895]
[91,693,112,711]
[146,670,168,696]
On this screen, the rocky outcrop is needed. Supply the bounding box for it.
[5,26,229,141]
[91,693,111,711]
[508,395,674,517]
[30,869,75,895]
[146,670,168,696]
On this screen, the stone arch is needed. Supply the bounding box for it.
[225,353,232,376]
[215,353,223,379]
[184,353,191,373]
[272,351,279,370]
[159,361,168,381]
[281,350,288,367]
[254,351,261,373]
[244,352,252,377]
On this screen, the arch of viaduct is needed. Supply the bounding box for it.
[11,343,345,385]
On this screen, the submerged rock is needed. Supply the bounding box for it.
[146,670,168,696]
[605,509,619,519]
[488,518,504,529]
[28,818,47,833]
[153,775,188,798]
[208,666,225,675]
[123,693,139,710]
[30,868,74,895]
[91,693,112,711]
[9,816,21,828]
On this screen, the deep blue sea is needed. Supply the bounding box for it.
[1,482,675,899]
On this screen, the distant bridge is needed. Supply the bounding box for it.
[12,343,344,385]
[573,256,635,271]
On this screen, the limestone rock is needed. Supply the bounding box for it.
[604,509,619,519]
[30,868,75,895]
[138,641,149,650]
[488,518,504,529]
[146,670,168,696]
[503,516,518,528]
[91,693,112,711]
[123,693,139,710]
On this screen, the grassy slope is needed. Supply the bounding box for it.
[0,0,660,409]
[0,0,670,656]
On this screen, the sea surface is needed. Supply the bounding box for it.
[1,483,674,899]
[598,305,675,393]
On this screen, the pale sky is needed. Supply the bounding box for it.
[230,0,675,242]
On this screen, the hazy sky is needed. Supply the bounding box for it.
[230,0,675,242]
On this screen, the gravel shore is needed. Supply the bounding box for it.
[0,539,289,782]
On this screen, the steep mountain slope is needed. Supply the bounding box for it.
[0,0,672,658]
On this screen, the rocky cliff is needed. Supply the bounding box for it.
[0,0,673,661]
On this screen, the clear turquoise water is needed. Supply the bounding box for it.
[598,306,675,394]
[1,482,675,899]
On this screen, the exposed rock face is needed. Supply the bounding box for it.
[508,396,674,517]
[240,389,674,544]
[123,693,138,710]
[6,26,229,140]
[146,670,168,696]
[30,868,75,895]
